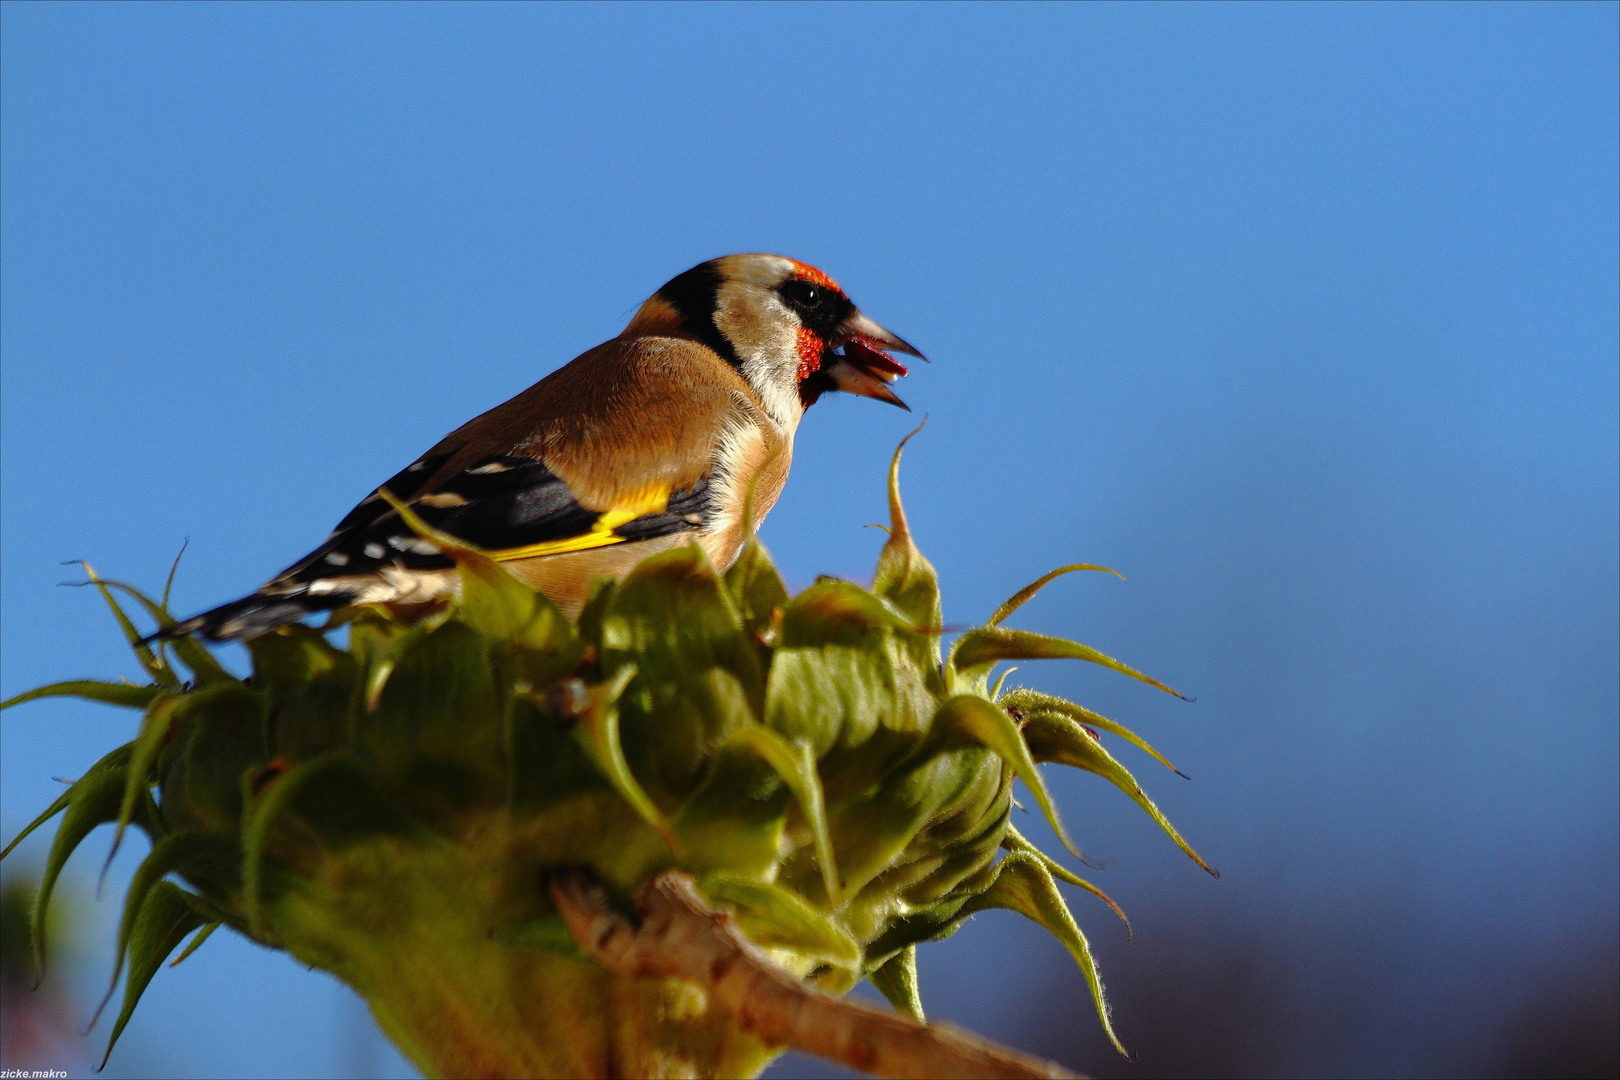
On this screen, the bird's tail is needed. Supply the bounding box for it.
[143,587,350,644]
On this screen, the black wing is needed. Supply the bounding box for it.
[275,453,712,587]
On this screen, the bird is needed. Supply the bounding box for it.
[153,254,922,642]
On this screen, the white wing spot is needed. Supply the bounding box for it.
[407,460,428,472]
[467,462,512,475]
[417,492,469,508]
[388,536,440,556]
[364,542,386,559]
[324,551,350,566]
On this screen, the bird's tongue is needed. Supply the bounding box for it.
[820,335,910,410]
[845,336,910,378]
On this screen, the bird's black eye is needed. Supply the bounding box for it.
[778,276,852,336]
[780,279,822,310]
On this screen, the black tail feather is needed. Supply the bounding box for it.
[143,589,350,645]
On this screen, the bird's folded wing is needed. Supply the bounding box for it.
[273,452,712,587]
[268,336,758,592]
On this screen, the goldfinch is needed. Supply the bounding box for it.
[158,254,921,641]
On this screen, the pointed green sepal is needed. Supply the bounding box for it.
[98,831,242,1029]
[1002,824,1130,937]
[869,945,925,1022]
[871,423,945,687]
[987,666,1019,701]
[112,695,186,859]
[251,638,362,777]
[989,564,1126,627]
[931,694,1080,861]
[0,680,163,712]
[951,625,1189,700]
[348,613,439,713]
[2,787,75,862]
[159,540,187,610]
[67,561,178,689]
[165,688,270,835]
[94,577,238,687]
[871,422,938,620]
[698,874,860,967]
[576,575,617,646]
[1000,687,1185,776]
[243,754,423,934]
[766,576,935,758]
[780,579,920,640]
[168,920,221,968]
[960,851,1127,1057]
[725,537,790,645]
[31,747,134,984]
[720,726,842,909]
[100,881,208,1069]
[603,543,765,793]
[561,665,680,856]
[1021,710,1216,877]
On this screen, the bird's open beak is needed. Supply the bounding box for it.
[824,310,925,411]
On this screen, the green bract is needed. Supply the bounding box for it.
[2,440,1212,1079]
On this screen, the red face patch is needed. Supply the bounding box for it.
[795,327,824,382]
[790,262,841,293]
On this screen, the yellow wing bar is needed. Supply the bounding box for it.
[489,482,671,562]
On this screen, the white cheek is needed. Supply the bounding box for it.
[712,282,777,356]
[714,284,806,428]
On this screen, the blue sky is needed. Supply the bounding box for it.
[2,4,1615,1077]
